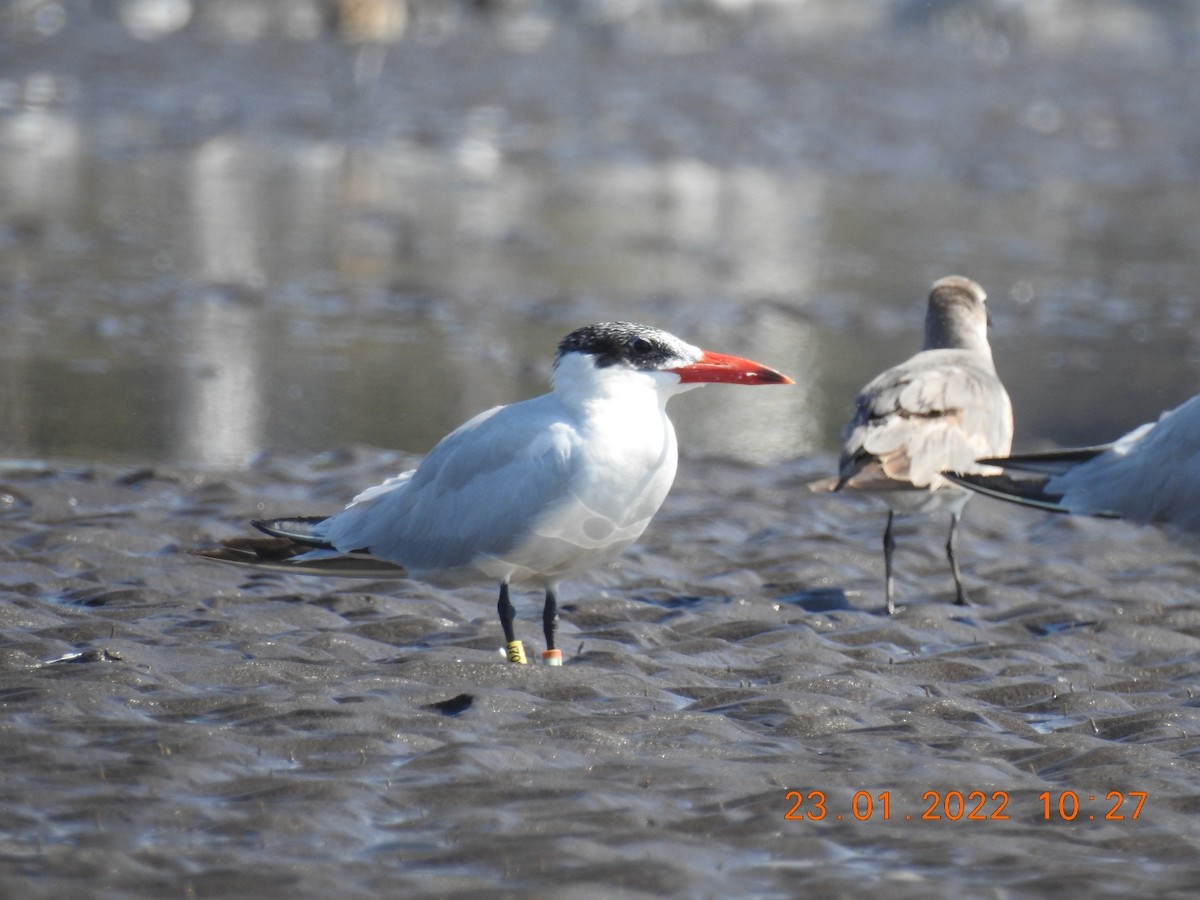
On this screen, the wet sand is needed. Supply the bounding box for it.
[2,449,1199,896]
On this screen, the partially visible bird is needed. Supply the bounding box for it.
[948,391,1200,535]
[810,276,1014,614]
[197,321,792,664]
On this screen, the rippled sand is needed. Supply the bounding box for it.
[2,450,1199,896]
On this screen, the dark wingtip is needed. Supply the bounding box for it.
[252,516,331,547]
[976,446,1109,476]
[191,540,410,577]
[191,536,310,565]
[944,470,1068,513]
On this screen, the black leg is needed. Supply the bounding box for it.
[497,582,517,644]
[497,582,528,663]
[883,510,897,615]
[947,512,969,606]
[542,587,559,652]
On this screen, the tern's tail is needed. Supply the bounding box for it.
[192,515,408,577]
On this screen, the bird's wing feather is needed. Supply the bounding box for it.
[1038,394,1200,528]
[975,446,1109,476]
[838,349,1013,490]
[953,394,1200,531]
[190,541,409,576]
[253,516,334,547]
[320,395,581,573]
[943,471,1077,514]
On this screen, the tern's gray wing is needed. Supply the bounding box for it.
[949,393,1200,534]
[318,394,581,574]
[942,446,1113,508]
[837,348,1013,491]
[974,446,1110,476]
[942,470,1076,515]
[1023,394,1200,530]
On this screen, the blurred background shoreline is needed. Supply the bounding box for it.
[3,0,1200,469]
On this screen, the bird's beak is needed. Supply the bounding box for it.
[670,350,794,385]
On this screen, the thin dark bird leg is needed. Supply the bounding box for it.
[497,581,528,663]
[542,587,559,652]
[946,512,970,606]
[497,582,517,644]
[883,510,897,615]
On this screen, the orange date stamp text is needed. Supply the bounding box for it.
[784,789,1147,822]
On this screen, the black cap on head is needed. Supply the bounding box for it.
[556,322,692,371]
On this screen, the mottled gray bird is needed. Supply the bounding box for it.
[812,276,1014,613]
[949,391,1200,536]
[198,322,792,664]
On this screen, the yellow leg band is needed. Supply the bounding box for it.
[505,640,527,664]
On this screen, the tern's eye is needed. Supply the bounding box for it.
[631,337,654,356]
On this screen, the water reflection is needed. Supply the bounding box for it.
[2,3,1200,469]
[4,126,1200,468]
[176,299,264,469]
[1,106,80,223]
[3,127,837,466]
[190,137,265,287]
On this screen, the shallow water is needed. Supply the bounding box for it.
[4,2,1200,897]
[4,2,1200,469]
